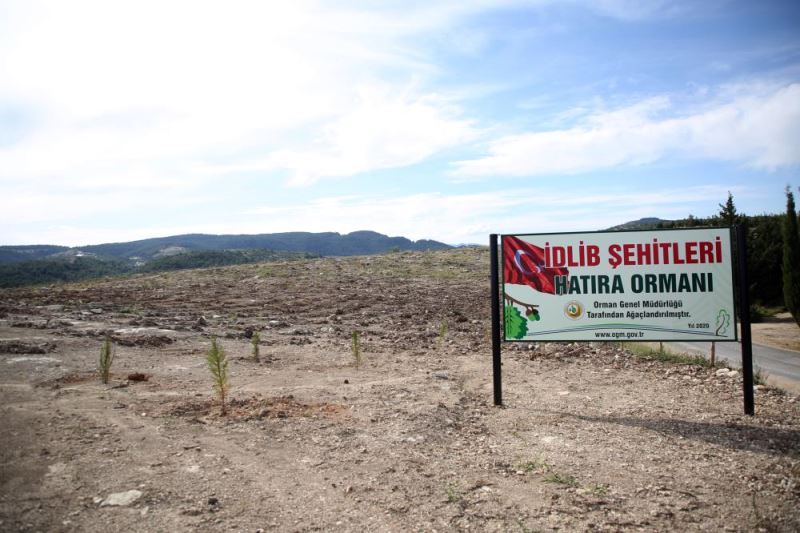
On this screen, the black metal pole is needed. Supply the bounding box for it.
[736,225,754,416]
[490,234,503,406]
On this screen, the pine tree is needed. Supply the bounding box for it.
[718,191,740,227]
[719,192,745,315]
[206,337,230,415]
[98,337,114,384]
[782,187,800,326]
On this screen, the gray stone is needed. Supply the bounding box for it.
[100,490,142,507]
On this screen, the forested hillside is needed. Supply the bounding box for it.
[0,249,315,288]
[0,230,450,288]
[0,231,450,265]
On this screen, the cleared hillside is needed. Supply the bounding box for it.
[1,248,798,531]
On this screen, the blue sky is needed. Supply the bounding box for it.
[1,0,798,246]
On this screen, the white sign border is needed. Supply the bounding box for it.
[500,226,740,343]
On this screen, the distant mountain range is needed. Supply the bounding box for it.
[0,231,452,288]
[607,217,673,231]
[0,231,451,266]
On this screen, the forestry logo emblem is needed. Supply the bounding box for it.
[564,300,584,320]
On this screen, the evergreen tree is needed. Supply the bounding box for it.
[206,337,230,415]
[782,187,800,326]
[718,191,740,226]
[718,192,746,314]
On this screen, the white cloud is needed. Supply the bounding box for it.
[2,222,232,248]
[0,0,756,196]
[243,185,739,245]
[452,84,800,178]
[0,183,746,246]
[0,1,793,248]
[0,1,483,191]
[0,185,212,226]
[203,85,477,186]
[582,0,686,20]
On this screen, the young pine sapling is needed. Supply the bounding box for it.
[352,330,362,369]
[98,337,114,384]
[207,337,230,415]
[251,331,261,362]
[437,320,448,350]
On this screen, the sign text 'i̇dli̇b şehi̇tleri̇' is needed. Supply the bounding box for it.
[501,228,736,342]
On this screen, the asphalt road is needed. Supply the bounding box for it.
[668,340,800,392]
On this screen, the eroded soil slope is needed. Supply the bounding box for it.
[1,249,798,532]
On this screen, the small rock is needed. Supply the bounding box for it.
[100,490,142,507]
[432,371,449,380]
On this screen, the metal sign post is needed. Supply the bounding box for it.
[490,234,503,406]
[490,227,754,415]
[735,225,755,415]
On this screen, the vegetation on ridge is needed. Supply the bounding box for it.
[0,249,314,288]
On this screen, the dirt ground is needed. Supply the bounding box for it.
[751,313,800,353]
[1,248,798,532]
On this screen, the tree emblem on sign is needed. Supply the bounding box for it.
[715,309,731,336]
[504,305,528,339]
[504,294,540,339]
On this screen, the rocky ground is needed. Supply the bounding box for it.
[0,248,798,532]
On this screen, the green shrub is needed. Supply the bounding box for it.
[543,472,578,487]
[749,304,767,323]
[517,457,550,473]
[445,482,462,503]
[620,342,712,367]
[754,366,768,386]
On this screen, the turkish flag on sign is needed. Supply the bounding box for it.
[503,236,569,294]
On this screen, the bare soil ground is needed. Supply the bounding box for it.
[1,248,798,532]
[751,313,800,353]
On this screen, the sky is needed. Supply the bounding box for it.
[1,0,799,247]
